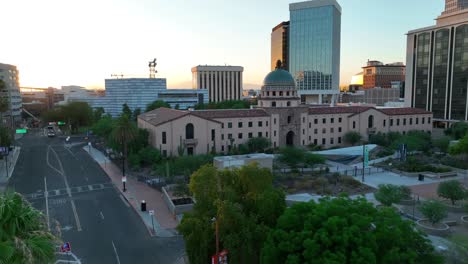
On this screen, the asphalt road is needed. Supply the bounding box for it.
[8,130,185,264]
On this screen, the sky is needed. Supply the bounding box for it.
[0,0,444,90]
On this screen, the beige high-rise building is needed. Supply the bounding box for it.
[191,65,243,103]
[0,63,22,125]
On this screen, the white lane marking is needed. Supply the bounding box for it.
[44,177,50,231]
[46,146,63,176]
[119,194,130,207]
[100,211,104,220]
[111,241,121,264]
[49,146,82,232]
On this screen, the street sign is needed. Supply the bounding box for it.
[363,145,369,168]
[15,129,27,134]
[58,121,66,125]
[122,176,127,183]
[60,242,71,252]
[48,122,56,125]
[212,249,229,264]
[149,210,154,216]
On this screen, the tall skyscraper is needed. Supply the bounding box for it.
[192,66,243,103]
[271,21,289,71]
[0,63,23,125]
[405,0,468,126]
[289,0,341,104]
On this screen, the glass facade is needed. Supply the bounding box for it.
[432,29,450,119]
[451,25,468,120]
[289,4,340,94]
[414,33,431,109]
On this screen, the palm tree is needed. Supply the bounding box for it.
[0,191,58,264]
[111,115,137,178]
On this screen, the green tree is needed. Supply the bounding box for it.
[0,125,12,147]
[437,180,466,205]
[420,200,448,225]
[369,132,388,147]
[394,130,431,152]
[343,131,361,146]
[121,103,132,118]
[42,102,94,133]
[132,108,141,121]
[445,122,468,140]
[433,136,451,153]
[178,164,285,264]
[92,107,105,123]
[111,115,138,168]
[304,152,325,168]
[278,147,306,169]
[374,184,403,206]
[91,114,114,139]
[449,133,468,157]
[246,137,271,153]
[194,100,251,110]
[261,196,443,264]
[0,192,58,264]
[145,100,170,112]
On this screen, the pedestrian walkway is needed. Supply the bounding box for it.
[0,146,21,192]
[83,146,179,237]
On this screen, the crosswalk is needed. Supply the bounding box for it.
[24,182,114,200]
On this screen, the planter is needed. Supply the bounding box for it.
[443,202,465,213]
[461,216,468,228]
[416,219,450,236]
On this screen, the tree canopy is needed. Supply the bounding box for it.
[145,100,170,112]
[0,192,58,264]
[261,196,443,264]
[42,102,93,133]
[343,131,361,146]
[374,184,403,207]
[194,100,251,110]
[277,147,325,169]
[178,164,286,264]
[246,137,271,153]
[445,122,468,140]
[420,200,448,225]
[437,180,466,205]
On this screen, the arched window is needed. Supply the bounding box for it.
[368,115,374,128]
[186,123,194,139]
[272,102,276,107]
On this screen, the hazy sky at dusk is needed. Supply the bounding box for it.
[0,0,443,89]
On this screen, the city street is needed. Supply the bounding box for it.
[7,130,185,264]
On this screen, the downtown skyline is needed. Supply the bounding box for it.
[1,0,443,89]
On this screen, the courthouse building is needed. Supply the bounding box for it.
[139,66,432,157]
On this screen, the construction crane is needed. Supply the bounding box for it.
[149,58,157,78]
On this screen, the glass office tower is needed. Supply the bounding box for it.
[405,0,468,125]
[289,0,341,104]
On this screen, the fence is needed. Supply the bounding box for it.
[341,167,385,177]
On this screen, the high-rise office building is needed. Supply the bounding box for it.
[289,0,341,104]
[192,66,243,103]
[271,21,290,71]
[405,0,468,126]
[0,63,22,125]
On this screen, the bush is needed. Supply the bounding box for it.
[138,147,161,166]
[341,176,361,188]
[399,185,412,200]
[376,148,394,158]
[396,157,451,173]
[374,184,403,206]
[440,156,468,169]
[437,180,466,205]
[420,200,448,225]
[128,153,141,170]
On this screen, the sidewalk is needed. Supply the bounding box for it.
[83,146,179,237]
[0,146,21,192]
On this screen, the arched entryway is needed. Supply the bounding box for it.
[286,131,294,146]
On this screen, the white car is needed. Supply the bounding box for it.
[47,131,56,137]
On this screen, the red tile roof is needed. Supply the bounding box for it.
[192,109,269,119]
[138,107,189,126]
[378,107,431,116]
[139,107,269,127]
[308,106,372,115]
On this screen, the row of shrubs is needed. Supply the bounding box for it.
[395,157,452,173]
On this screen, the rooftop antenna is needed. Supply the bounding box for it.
[149,58,157,78]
